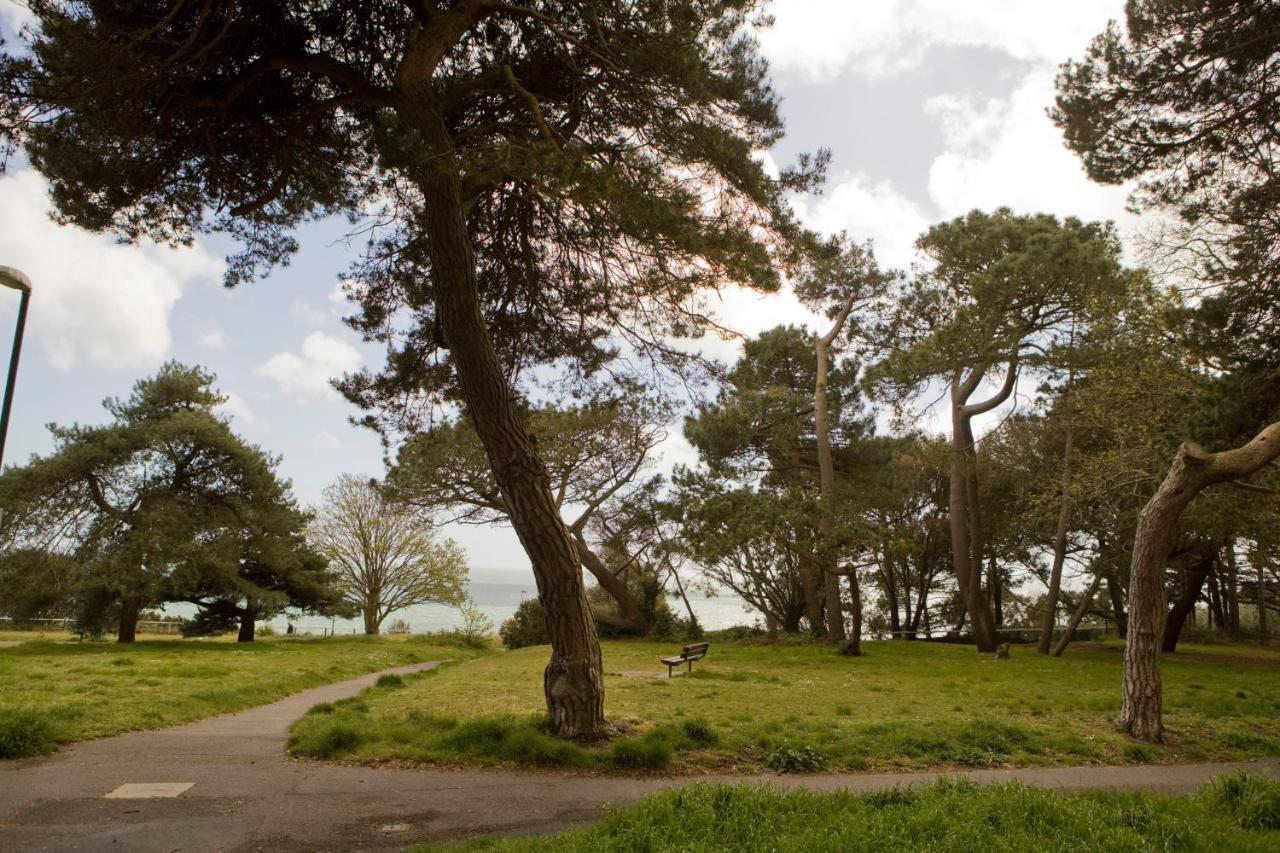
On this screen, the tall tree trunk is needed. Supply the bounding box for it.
[1052,574,1102,656]
[1038,414,1075,653]
[1106,572,1128,638]
[238,605,256,644]
[1162,549,1215,653]
[401,95,604,738]
[1225,541,1241,637]
[949,409,999,651]
[1121,423,1280,742]
[988,554,1003,628]
[814,316,852,647]
[117,595,140,644]
[363,607,380,636]
[1260,561,1269,646]
[847,574,863,653]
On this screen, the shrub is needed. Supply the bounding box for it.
[764,745,827,773]
[256,624,277,637]
[306,702,336,715]
[499,599,549,649]
[1123,743,1158,763]
[681,718,719,746]
[0,708,55,759]
[1203,770,1280,830]
[376,674,406,689]
[610,735,673,770]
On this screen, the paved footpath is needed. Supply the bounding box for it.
[2,662,1278,853]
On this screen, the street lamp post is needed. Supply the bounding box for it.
[0,266,32,471]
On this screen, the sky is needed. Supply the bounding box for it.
[0,1,1133,582]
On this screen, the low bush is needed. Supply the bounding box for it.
[0,707,55,759]
[499,600,549,649]
[764,744,827,773]
[609,734,673,770]
[1204,771,1280,830]
[375,674,406,689]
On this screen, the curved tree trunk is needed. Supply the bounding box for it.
[1051,573,1101,656]
[403,96,604,738]
[575,532,649,635]
[1121,423,1280,742]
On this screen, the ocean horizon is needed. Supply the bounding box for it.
[269,579,758,636]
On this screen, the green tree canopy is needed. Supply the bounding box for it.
[0,363,338,642]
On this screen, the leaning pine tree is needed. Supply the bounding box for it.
[1056,0,1280,742]
[0,1,801,737]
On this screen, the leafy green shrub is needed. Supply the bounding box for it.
[306,702,336,715]
[681,718,719,746]
[610,735,673,770]
[499,599,549,649]
[375,673,406,689]
[0,708,55,759]
[1123,743,1158,763]
[256,624,277,637]
[764,745,827,773]
[1204,770,1280,830]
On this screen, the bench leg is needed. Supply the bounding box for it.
[667,663,673,678]
[687,659,693,674]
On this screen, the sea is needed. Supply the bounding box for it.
[268,580,758,636]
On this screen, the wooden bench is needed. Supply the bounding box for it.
[660,642,710,677]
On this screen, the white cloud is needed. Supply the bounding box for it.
[255,331,362,400]
[0,1,34,34]
[759,0,1124,80]
[0,169,222,371]
[216,390,256,425]
[198,328,228,349]
[794,173,930,270]
[309,431,343,450]
[924,68,1131,224]
[291,299,329,326]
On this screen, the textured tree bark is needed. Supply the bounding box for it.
[949,408,999,651]
[363,607,380,636]
[814,322,850,647]
[1122,422,1280,742]
[1051,573,1101,656]
[846,574,863,654]
[1038,416,1075,654]
[400,91,604,737]
[117,595,140,644]
[1162,549,1215,653]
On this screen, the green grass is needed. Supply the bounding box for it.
[0,633,488,757]
[288,638,1280,773]
[416,772,1280,852]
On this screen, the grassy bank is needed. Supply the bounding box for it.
[288,638,1280,773]
[0,633,488,758]
[418,771,1280,852]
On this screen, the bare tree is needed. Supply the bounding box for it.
[311,475,467,635]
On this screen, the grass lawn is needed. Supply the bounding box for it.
[0,633,488,758]
[416,771,1280,852]
[288,638,1280,773]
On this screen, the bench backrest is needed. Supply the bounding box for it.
[682,642,710,659]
